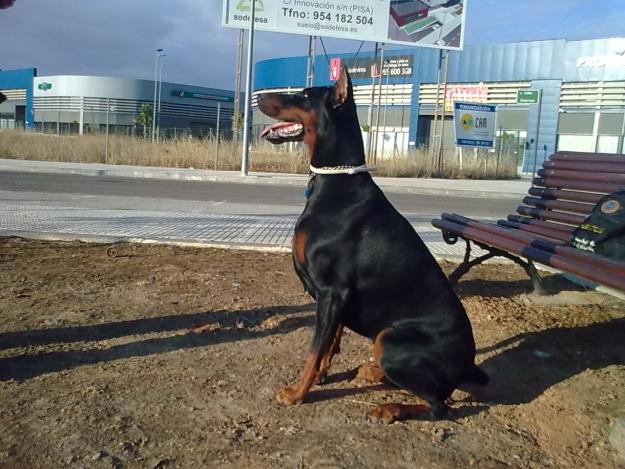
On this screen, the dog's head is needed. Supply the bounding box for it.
[258,66,364,166]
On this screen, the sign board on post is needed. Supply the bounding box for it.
[453,102,497,148]
[329,58,341,81]
[444,84,487,112]
[516,90,540,104]
[222,0,467,50]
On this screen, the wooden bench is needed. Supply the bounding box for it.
[432,151,625,295]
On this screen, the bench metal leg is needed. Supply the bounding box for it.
[448,239,497,287]
[446,237,547,296]
[488,252,547,296]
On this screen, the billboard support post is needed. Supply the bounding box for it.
[431,50,443,156]
[241,0,256,176]
[233,29,244,149]
[437,50,450,172]
[373,43,385,163]
[366,42,379,161]
[306,36,316,88]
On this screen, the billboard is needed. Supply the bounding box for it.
[222,0,466,50]
[453,102,497,148]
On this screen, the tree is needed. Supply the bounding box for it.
[134,104,153,138]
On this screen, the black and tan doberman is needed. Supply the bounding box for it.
[258,66,487,423]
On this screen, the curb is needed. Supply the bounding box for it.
[0,230,292,254]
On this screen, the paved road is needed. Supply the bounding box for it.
[0,171,519,220]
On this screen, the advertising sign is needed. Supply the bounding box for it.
[444,84,487,111]
[171,90,234,102]
[329,58,342,80]
[222,0,467,50]
[516,89,540,104]
[453,102,497,148]
[341,55,414,80]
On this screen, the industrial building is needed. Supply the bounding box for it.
[0,68,235,137]
[253,37,625,171]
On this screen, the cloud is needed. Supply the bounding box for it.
[1,0,623,90]
[0,0,16,10]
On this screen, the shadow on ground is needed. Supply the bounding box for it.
[0,304,314,381]
[472,317,625,405]
[455,275,585,298]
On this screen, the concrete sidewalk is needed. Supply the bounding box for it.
[0,158,517,259]
[0,158,533,199]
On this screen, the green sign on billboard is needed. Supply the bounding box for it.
[171,90,233,102]
[516,90,540,104]
[38,82,52,91]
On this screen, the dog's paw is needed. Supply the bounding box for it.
[314,370,328,385]
[276,386,304,406]
[367,404,402,424]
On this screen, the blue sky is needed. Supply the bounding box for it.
[0,0,624,89]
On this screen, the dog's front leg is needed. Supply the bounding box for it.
[276,290,346,405]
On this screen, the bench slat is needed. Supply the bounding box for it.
[543,160,625,174]
[533,177,623,194]
[516,206,586,225]
[527,187,604,205]
[522,196,594,215]
[498,219,571,242]
[551,152,625,163]
[538,168,625,185]
[507,215,576,234]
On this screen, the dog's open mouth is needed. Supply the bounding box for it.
[260,121,304,144]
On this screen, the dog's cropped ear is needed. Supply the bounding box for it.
[332,65,352,109]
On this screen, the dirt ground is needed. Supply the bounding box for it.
[1,237,624,469]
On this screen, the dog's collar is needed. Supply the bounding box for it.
[309,164,374,175]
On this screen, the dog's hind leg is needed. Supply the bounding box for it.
[366,327,453,423]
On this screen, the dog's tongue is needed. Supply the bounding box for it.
[260,121,303,140]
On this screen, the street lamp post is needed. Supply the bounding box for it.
[157,55,165,143]
[241,0,257,176]
[152,48,165,143]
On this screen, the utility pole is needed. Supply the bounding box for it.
[157,55,164,143]
[152,48,164,143]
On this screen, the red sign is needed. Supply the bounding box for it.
[444,85,488,111]
[370,63,380,78]
[330,58,341,81]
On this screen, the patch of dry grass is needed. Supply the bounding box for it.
[0,130,518,179]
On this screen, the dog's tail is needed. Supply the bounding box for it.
[463,364,489,386]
